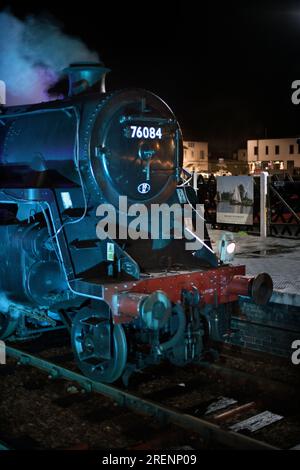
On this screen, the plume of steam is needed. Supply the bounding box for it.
[0,10,100,105]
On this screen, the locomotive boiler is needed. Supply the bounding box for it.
[0,63,273,383]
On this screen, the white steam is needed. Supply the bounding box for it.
[0,11,100,105]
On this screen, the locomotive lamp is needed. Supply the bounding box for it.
[218,232,236,263]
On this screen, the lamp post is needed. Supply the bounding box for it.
[260,171,268,238]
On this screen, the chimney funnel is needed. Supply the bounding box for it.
[64,62,110,97]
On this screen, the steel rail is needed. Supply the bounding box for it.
[6,346,279,450]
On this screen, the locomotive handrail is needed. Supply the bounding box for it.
[0,105,76,122]
[119,115,175,124]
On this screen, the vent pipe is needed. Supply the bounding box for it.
[64,62,110,97]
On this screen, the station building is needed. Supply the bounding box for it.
[183,141,209,173]
[247,138,300,174]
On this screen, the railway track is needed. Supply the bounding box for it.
[1,340,299,450]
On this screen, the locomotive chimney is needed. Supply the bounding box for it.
[64,62,110,97]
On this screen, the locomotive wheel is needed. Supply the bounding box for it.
[71,308,127,383]
[0,311,19,340]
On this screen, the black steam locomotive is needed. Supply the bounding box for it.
[0,63,272,382]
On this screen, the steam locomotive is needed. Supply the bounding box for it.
[0,63,273,383]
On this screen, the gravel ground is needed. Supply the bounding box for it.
[0,343,299,450]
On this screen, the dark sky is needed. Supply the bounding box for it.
[2,0,300,157]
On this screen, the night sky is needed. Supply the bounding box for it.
[2,1,300,158]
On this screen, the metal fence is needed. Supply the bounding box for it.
[195,174,300,238]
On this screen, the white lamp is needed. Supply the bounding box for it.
[218,232,236,263]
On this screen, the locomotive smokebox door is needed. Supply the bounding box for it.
[89,89,182,207]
